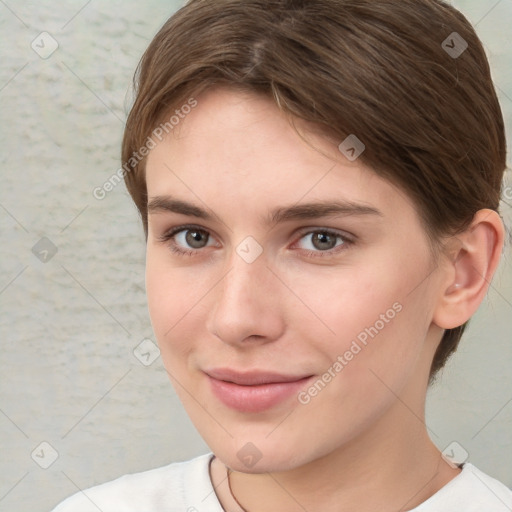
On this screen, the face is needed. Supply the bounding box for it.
[145,87,445,473]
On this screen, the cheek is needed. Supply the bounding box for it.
[291,273,430,437]
[292,256,431,386]
[145,251,202,363]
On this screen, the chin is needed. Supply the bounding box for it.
[220,450,302,474]
[208,434,318,474]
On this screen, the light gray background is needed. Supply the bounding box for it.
[0,1,511,511]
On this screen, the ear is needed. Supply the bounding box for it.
[432,209,505,330]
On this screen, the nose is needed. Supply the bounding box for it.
[206,249,285,346]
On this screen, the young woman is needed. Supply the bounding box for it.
[53,0,512,510]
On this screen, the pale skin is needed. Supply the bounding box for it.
[144,87,504,512]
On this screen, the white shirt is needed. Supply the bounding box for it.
[51,452,512,511]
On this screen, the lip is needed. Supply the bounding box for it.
[205,368,314,413]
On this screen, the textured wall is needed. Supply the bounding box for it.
[0,1,511,511]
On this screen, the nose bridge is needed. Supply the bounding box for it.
[218,250,270,315]
[207,245,283,344]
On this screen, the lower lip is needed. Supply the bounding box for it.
[207,375,314,413]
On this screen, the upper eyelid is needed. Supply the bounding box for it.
[160,224,214,239]
[295,226,353,238]
[160,224,349,237]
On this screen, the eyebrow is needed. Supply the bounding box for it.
[147,195,383,225]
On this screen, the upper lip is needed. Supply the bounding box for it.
[205,368,312,386]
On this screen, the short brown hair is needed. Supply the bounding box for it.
[122,0,506,384]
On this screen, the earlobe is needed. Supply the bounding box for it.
[433,209,504,330]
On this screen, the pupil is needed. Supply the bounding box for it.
[313,232,336,250]
[186,230,207,248]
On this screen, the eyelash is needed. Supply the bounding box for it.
[157,224,354,259]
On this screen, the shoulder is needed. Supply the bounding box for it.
[463,463,512,509]
[413,462,512,511]
[50,452,216,512]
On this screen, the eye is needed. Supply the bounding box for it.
[158,225,217,256]
[175,228,210,249]
[294,229,351,257]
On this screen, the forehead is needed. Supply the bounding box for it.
[145,87,415,223]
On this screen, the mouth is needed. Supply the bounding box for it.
[204,368,314,413]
